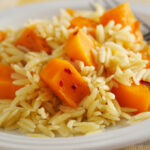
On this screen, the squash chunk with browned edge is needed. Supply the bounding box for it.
[0,64,21,99]
[65,30,95,66]
[40,58,90,108]
[15,26,52,53]
[112,83,150,113]
[100,2,143,42]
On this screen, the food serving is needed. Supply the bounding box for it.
[0,2,150,137]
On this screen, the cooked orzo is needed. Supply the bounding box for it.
[0,2,150,137]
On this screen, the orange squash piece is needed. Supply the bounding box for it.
[65,30,96,66]
[39,58,90,107]
[0,31,6,43]
[70,16,98,38]
[15,26,52,53]
[140,50,150,68]
[70,16,97,28]
[112,83,150,113]
[133,21,143,42]
[100,2,143,42]
[100,2,136,27]
[66,9,75,16]
[0,64,21,99]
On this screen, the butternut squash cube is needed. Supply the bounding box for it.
[65,30,95,66]
[15,26,52,53]
[40,58,90,107]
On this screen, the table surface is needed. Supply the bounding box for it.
[0,0,150,150]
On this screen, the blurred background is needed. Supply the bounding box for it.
[0,0,150,11]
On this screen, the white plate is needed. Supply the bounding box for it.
[0,0,150,149]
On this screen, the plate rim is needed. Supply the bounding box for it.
[0,0,150,150]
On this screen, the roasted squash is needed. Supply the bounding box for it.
[40,58,90,107]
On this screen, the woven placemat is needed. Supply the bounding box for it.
[120,145,150,150]
[0,0,150,149]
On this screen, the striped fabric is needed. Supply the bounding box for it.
[121,145,150,150]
